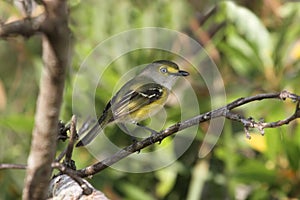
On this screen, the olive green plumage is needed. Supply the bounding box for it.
[76,60,189,147]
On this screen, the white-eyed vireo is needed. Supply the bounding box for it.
[76,60,189,147]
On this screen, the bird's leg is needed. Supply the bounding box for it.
[136,123,161,144]
[136,123,159,136]
[119,123,138,143]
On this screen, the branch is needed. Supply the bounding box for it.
[1,90,299,189]
[0,162,107,198]
[22,1,71,199]
[0,14,45,38]
[0,163,27,170]
[52,162,93,195]
[63,115,78,168]
[47,174,108,199]
[75,90,300,178]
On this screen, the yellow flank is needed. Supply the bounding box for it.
[76,60,189,147]
[129,87,169,122]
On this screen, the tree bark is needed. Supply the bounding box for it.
[47,175,109,200]
[22,1,71,199]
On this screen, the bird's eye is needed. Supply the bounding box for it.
[160,67,168,74]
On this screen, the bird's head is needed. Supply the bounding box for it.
[141,60,189,89]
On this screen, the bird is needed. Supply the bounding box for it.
[76,60,189,147]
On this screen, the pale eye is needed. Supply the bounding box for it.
[160,67,168,73]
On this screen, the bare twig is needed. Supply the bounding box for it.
[2,91,299,180]
[63,115,78,169]
[52,162,93,195]
[55,147,68,163]
[0,14,45,38]
[0,163,27,170]
[75,90,300,178]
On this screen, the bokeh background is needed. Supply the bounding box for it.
[1,0,300,199]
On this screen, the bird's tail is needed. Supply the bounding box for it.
[76,123,102,147]
[76,111,110,147]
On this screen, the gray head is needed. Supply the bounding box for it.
[140,60,189,89]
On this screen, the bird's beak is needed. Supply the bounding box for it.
[177,70,189,76]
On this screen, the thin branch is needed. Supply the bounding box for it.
[75,90,300,178]
[55,121,71,162]
[63,115,78,170]
[52,162,93,195]
[0,14,45,38]
[56,116,79,163]
[55,147,68,163]
[2,91,299,179]
[0,163,27,170]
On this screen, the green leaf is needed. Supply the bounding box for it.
[283,139,300,170]
[234,159,276,184]
[220,1,273,68]
[118,182,155,200]
[155,164,178,198]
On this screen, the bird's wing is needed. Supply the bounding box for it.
[111,82,167,121]
[76,83,168,147]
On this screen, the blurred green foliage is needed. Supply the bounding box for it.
[1,0,300,199]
